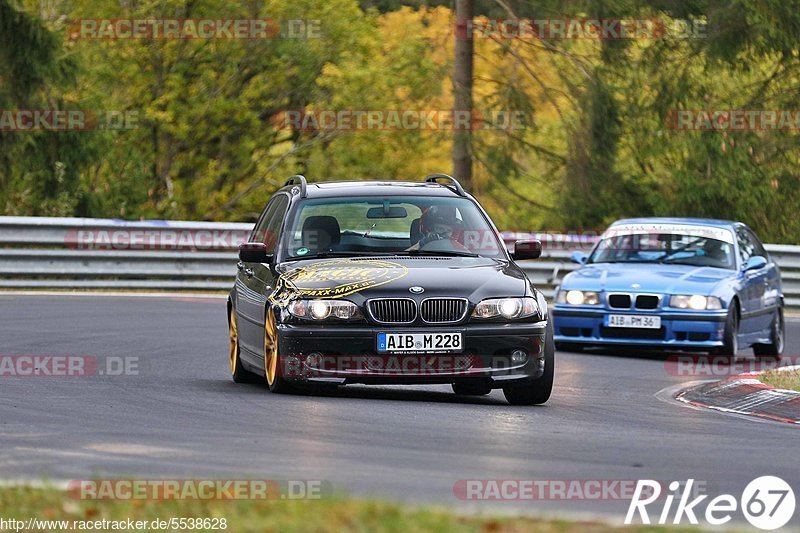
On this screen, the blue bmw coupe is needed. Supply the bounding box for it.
[552,218,784,356]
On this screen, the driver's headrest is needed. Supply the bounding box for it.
[301,216,341,249]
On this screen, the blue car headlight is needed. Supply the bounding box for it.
[669,295,723,310]
[556,289,600,305]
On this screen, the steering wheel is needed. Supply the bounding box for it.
[419,236,470,252]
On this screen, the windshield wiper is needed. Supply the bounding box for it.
[402,249,481,258]
[285,251,383,260]
[655,237,705,262]
[590,258,663,264]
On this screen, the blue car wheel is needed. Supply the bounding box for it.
[754,308,784,358]
[713,304,739,356]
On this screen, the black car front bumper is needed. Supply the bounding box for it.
[276,321,548,387]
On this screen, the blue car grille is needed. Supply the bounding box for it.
[635,295,659,309]
[607,293,661,310]
[600,326,666,340]
[608,294,631,309]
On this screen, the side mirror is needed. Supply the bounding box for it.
[239,242,273,263]
[570,251,588,264]
[743,255,767,271]
[511,239,542,260]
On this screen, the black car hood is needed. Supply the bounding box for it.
[273,256,529,305]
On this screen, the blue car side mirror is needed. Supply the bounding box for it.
[570,251,588,264]
[743,255,767,271]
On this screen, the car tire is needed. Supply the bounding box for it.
[452,381,493,396]
[264,307,294,394]
[229,306,257,383]
[713,303,739,357]
[503,320,555,406]
[753,307,784,359]
[555,342,583,353]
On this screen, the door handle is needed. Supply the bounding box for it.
[245,268,254,278]
[237,261,244,271]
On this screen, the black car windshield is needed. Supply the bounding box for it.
[589,229,736,269]
[282,196,506,259]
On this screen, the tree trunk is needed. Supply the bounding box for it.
[452,0,473,191]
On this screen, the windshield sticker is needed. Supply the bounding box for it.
[602,224,735,244]
[270,259,409,304]
[296,247,310,256]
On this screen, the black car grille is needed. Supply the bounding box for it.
[366,298,467,324]
[367,299,416,324]
[420,298,468,323]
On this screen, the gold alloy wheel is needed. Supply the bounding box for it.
[264,309,279,386]
[229,307,239,376]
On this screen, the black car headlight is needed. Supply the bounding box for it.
[471,297,539,320]
[288,299,363,320]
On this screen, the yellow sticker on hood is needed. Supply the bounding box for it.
[271,259,409,303]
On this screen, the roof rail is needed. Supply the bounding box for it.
[424,174,466,196]
[284,175,308,198]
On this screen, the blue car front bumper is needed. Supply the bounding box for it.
[552,307,728,350]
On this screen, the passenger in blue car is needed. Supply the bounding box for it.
[700,239,732,268]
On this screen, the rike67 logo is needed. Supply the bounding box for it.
[626,477,795,530]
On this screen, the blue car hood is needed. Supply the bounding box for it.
[561,262,731,294]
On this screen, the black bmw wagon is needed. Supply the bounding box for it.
[228,174,553,405]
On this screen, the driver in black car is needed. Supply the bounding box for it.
[408,205,470,251]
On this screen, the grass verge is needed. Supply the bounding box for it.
[760,368,800,392]
[0,486,705,533]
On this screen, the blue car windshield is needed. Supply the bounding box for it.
[589,232,735,269]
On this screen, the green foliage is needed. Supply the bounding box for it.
[1,0,800,243]
[0,0,100,216]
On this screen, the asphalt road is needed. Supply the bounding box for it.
[1,294,798,525]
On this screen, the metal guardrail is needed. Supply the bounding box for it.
[0,217,247,291]
[1,216,799,308]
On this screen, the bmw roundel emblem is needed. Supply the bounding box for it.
[631,283,641,289]
[409,286,425,294]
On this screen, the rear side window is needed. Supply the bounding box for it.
[251,194,289,252]
[745,228,767,258]
[736,228,756,263]
[262,196,289,252]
